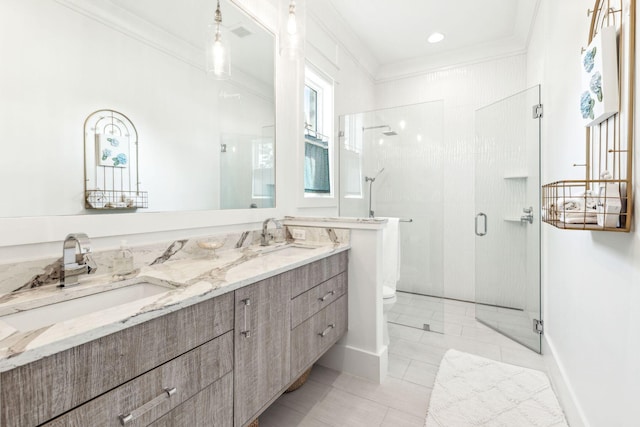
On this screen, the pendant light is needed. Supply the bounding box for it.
[207,0,231,79]
[280,0,303,60]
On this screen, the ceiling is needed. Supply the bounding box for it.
[107,0,274,85]
[313,0,540,79]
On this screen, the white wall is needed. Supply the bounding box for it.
[293,1,377,216]
[374,55,527,302]
[528,0,640,425]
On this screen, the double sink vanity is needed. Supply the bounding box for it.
[0,225,350,426]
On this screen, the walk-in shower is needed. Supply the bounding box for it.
[338,90,542,351]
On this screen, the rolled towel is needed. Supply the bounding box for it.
[600,170,613,180]
[583,190,598,210]
[557,192,598,212]
[559,199,584,211]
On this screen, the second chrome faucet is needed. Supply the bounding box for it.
[260,218,282,246]
[60,233,97,287]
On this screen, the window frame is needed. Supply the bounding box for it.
[302,63,335,202]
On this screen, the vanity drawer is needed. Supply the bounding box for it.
[150,372,233,427]
[285,251,348,299]
[43,331,233,427]
[290,295,347,379]
[0,292,234,427]
[291,272,347,328]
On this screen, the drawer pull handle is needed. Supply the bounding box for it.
[318,324,335,337]
[241,298,252,339]
[119,387,177,425]
[318,290,335,302]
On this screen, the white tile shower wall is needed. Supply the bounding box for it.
[374,55,527,302]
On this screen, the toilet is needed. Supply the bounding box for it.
[381,217,400,346]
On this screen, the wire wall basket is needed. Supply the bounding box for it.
[542,0,635,231]
[83,109,148,210]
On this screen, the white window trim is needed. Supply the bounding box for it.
[298,62,337,208]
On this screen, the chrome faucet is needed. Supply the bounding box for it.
[60,233,97,287]
[260,218,282,246]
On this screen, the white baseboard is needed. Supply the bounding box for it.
[543,335,589,427]
[317,343,388,384]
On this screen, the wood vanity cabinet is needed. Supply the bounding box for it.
[233,275,291,427]
[0,293,234,427]
[233,250,348,427]
[0,250,349,427]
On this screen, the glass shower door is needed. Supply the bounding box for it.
[474,86,541,352]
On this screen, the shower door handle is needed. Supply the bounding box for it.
[475,213,487,236]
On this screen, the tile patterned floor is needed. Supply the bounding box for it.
[259,293,547,427]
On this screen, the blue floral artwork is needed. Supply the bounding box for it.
[581,91,595,119]
[590,72,603,101]
[580,26,618,126]
[583,47,596,72]
[96,134,129,168]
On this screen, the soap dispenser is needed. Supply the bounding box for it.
[112,240,134,275]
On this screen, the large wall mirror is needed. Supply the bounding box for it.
[0,0,275,217]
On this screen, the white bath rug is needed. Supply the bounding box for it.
[425,349,568,427]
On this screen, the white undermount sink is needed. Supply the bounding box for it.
[0,282,173,332]
[255,243,321,256]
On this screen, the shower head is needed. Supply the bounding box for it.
[362,125,398,136]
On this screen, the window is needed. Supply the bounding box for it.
[304,65,334,196]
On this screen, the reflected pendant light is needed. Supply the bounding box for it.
[280,0,302,60]
[207,0,231,79]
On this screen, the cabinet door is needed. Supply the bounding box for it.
[42,332,233,427]
[0,293,234,427]
[150,373,233,427]
[234,276,290,427]
[291,295,348,378]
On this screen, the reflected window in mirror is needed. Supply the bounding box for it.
[303,64,334,196]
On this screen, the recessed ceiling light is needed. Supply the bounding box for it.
[428,32,445,44]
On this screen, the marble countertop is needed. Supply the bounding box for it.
[0,241,349,372]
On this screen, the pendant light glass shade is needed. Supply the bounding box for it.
[280,0,303,60]
[206,1,231,80]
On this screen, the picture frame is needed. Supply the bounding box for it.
[580,25,619,127]
[96,134,130,168]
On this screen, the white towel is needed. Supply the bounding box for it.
[560,212,598,224]
[381,217,401,290]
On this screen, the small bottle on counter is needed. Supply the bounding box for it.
[112,240,134,275]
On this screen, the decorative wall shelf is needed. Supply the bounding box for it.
[542,0,635,232]
[84,110,148,210]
